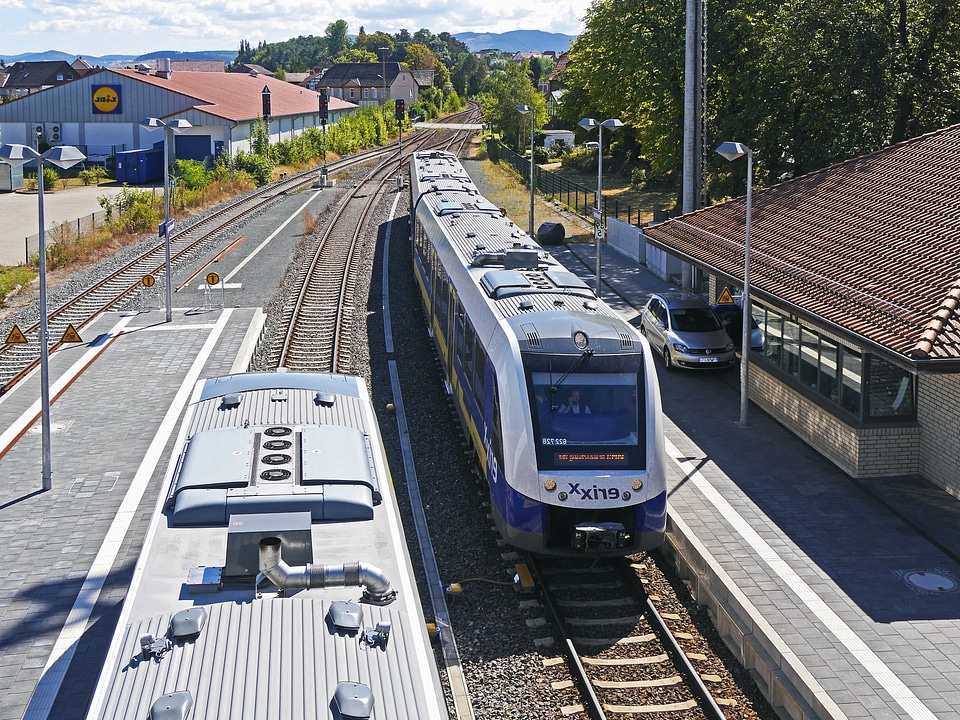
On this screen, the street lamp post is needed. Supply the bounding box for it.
[516,105,535,238]
[578,117,623,294]
[140,117,192,322]
[379,48,389,120]
[715,141,754,427]
[0,143,86,490]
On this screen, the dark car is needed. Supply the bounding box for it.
[639,293,736,370]
[711,302,766,354]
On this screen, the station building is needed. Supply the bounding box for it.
[0,60,356,169]
[638,124,960,497]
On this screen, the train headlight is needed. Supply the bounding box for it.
[544,479,557,492]
[632,479,643,491]
[573,331,589,350]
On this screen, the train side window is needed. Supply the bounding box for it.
[491,377,504,469]
[473,342,486,411]
[464,320,475,385]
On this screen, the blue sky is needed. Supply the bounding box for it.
[1,0,587,58]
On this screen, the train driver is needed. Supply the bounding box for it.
[559,388,591,415]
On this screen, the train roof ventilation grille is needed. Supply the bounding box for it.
[329,601,364,633]
[619,332,635,349]
[149,691,193,720]
[520,322,542,347]
[221,392,241,409]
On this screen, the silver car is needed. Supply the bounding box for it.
[639,293,736,370]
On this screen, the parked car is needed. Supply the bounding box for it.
[639,293,736,370]
[583,141,600,151]
[711,302,767,354]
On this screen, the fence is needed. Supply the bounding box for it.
[495,142,672,228]
[24,210,110,265]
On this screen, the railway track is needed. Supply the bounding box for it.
[268,106,481,373]
[528,554,733,720]
[0,144,395,394]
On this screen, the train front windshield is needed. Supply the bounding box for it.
[529,371,646,470]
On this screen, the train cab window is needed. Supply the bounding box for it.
[473,345,486,410]
[528,372,642,469]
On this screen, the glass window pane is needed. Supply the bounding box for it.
[763,307,784,366]
[840,348,862,416]
[867,356,915,419]
[782,319,801,377]
[798,327,819,389]
[818,337,838,400]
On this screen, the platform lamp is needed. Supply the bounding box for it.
[379,47,390,121]
[516,105,535,238]
[715,141,754,427]
[0,143,86,490]
[578,117,623,294]
[140,117,192,322]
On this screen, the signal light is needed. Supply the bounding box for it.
[395,98,405,121]
[318,90,328,121]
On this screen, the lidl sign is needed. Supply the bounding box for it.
[92,85,122,114]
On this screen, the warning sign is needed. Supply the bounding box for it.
[716,287,736,304]
[61,324,83,343]
[142,275,156,287]
[206,272,221,286]
[5,325,27,344]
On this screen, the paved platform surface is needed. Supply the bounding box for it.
[0,306,263,720]
[558,240,960,720]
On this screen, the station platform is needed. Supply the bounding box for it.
[0,306,264,720]
[556,240,960,720]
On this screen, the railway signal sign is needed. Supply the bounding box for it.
[395,98,405,121]
[206,272,221,286]
[318,90,328,122]
[142,275,156,287]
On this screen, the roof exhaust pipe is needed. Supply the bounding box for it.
[258,537,397,604]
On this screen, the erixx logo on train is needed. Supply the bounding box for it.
[92,86,122,114]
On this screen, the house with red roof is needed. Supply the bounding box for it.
[0,60,356,168]
[641,124,960,495]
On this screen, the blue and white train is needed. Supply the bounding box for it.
[409,150,667,556]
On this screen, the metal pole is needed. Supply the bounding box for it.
[163,125,172,323]
[528,110,535,238]
[37,160,52,490]
[739,150,753,427]
[596,123,603,293]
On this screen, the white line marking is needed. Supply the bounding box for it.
[23,309,234,720]
[665,436,938,720]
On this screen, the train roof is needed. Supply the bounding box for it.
[87,371,446,720]
[411,151,643,353]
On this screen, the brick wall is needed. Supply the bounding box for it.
[751,364,920,477]
[918,373,960,497]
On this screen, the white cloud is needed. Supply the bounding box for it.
[2,0,587,56]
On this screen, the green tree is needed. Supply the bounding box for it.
[404,43,436,70]
[561,0,684,181]
[479,61,546,151]
[336,48,378,63]
[451,52,488,97]
[325,20,350,58]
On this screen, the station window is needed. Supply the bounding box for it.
[753,301,913,423]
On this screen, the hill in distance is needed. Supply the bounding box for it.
[454,30,575,53]
[1,30,574,67]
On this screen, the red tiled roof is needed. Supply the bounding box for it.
[110,68,355,122]
[643,124,960,363]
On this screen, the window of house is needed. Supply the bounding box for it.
[866,355,914,420]
[409,88,414,98]
[839,347,862,415]
[364,88,369,99]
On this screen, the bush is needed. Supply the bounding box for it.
[631,166,647,188]
[79,167,107,186]
[175,159,211,191]
[231,151,275,186]
[42,167,59,190]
